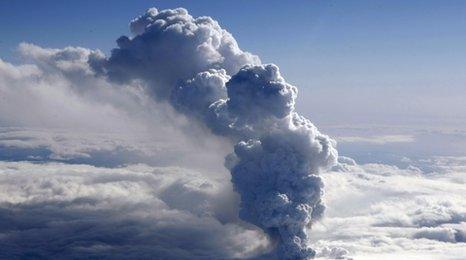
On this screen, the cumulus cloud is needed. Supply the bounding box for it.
[310,159,466,259]
[1,151,464,259]
[0,161,269,259]
[413,225,466,243]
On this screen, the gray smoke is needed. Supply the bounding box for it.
[91,7,259,100]
[92,7,338,259]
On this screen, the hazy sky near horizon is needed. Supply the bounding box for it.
[1,0,466,128]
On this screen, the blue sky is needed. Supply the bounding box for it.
[1,0,466,128]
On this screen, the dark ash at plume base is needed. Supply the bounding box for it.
[91,7,338,259]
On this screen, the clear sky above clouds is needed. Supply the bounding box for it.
[1,0,466,129]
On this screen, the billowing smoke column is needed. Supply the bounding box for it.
[91,7,338,259]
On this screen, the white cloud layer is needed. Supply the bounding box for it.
[0,151,464,259]
[0,161,269,259]
[312,159,466,259]
[337,134,415,144]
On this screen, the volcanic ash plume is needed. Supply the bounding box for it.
[91,7,338,259]
[212,65,338,258]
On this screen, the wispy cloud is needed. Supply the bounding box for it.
[337,134,415,144]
